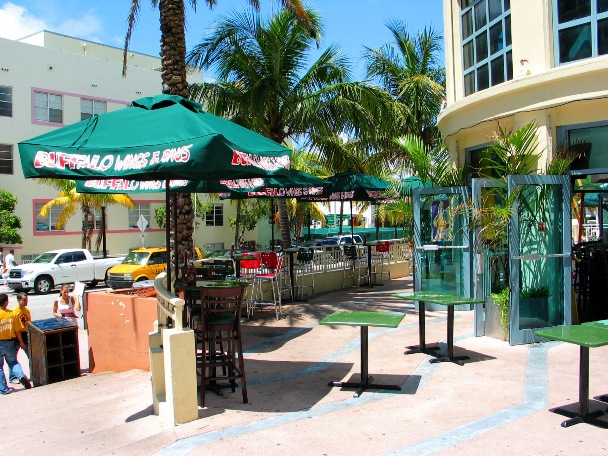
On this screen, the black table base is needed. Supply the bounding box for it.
[327,326,401,398]
[550,346,608,428]
[328,376,401,398]
[550,407,608,428]
[404,301,467,365]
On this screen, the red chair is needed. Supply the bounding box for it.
[236,252,261,315]
[372,241,392,283]
[251,251,290,319]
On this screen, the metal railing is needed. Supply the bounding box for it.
[287,239,411,275]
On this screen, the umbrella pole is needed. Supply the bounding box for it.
[172,191,178,284]
[350,200,354,240]
[307,205,311,240]
[600,195,604,239]
[165,185,172,292]
[101,205,107,258]
[271,198,275,250]
[375,204,380,240]
[579,196,585,243]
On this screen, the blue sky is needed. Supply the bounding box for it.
[0,0,444,80]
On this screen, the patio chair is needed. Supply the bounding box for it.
[371,241,392,283]
[342,244,368,289]
[236,252,261,316]
[294,247,316,299]
[193,285,248,407]
[251,251,289,319]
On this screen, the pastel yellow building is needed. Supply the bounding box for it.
[439,0,608,177]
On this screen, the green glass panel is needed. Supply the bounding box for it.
[517,184,565,330]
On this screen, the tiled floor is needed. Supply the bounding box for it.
[2,276,608,456]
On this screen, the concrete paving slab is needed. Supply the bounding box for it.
[3,276,608,456]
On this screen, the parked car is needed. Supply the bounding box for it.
[298,238,342,252]
[106,247,168,289]
[7,248,125,294]
[325,234,364,245]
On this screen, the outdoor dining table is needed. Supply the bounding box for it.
[536,324,608,428]
[319,310,405,397]
[393,291,485,365]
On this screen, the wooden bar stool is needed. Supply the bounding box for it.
[193,285,248,407]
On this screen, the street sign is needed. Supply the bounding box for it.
[136,214,149,233]
[137,215,149,247]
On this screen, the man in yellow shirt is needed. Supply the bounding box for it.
[9,292,31,385]
[0,293,31,394]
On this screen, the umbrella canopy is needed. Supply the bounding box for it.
[317,171,393,201]
[19,94,291,181]
[214,169,330,199]
[392,176,432,196]
[75,169,328,196]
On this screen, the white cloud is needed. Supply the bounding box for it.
[0,2,103,43]
[59,15,103,43]
[0,3,47,39]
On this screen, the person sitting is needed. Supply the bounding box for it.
[53,284,81,325]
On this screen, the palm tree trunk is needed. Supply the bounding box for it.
[277,198,291,248]
[160,0,194,261]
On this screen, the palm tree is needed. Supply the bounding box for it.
[122,0,310,262]
[364,21,445,153]
[187,7,390,248]
[38,180,134,251]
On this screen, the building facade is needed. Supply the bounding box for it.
[439,0,608,178]
[0,31,259,261]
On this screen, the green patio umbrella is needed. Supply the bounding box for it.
[213,169,329,198]
[392,176,432,196]
[307,171,394,240]
[23,94,291,289]
[75,169,328,196]
[19,94,291,181]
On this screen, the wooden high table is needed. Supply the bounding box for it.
[319,310,405,397]
[536,324,608,428]
[393,291,485,365]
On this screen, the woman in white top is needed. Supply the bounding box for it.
[53,284,81,321]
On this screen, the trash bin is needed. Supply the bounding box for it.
[27,318,80,387]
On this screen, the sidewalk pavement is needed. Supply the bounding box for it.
[2,276,608,455]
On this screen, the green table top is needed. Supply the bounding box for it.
[393,291,485,306]
[535,325,608,347]
[319,310,405,328]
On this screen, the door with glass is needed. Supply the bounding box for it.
[413,186,471,311]
[471,178,508,337]
[508,175,572,345]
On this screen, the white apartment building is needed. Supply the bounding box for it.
[0,31,259,261]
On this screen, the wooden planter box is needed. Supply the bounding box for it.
[86,287,157,373]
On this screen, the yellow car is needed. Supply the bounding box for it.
[106,247,202,289]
